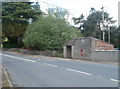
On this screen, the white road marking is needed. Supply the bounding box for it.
[59,59,71,61]
[43,63,58,67]
[66,68,76,72]
[1,54,37,62]
[42,63,92,75]
[51,58,72,61]
[43,63,47,65]
[65,68,92,75]
[46,64,58,67]
[110,79,120,82]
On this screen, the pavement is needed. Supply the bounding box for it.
[1,51,119,87]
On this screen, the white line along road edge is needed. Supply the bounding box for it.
[0,53,37,62]
[110,79,120,82]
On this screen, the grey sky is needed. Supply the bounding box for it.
[31,0,119,25]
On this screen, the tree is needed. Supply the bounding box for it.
[89,7,96,14]
[0,1,2,37]
[73,14,84,30]
[47,7,69,20]
[23,15,82,51]
[2,2,42,45]
[110,26,120,49]
[81,9,116,40]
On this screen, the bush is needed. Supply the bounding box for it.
[3,42,22,48]
[55,51,64,58]
[23,15,82,51]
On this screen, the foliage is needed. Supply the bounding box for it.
[73,14,84,30]
[47,7,69,20]
[2,2,42,38]
[3,42,23,48]
[23,15,82,51]
[110,26,120,49]
[73,8,116,40]
[55,52,64,58]
[73,14,84,25]
[72,7,119,48]
[0,2,2,37]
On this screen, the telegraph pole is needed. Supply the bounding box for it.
[107,21,111,43]
[101,6,105,41]
[105,18,111,43]
[108,27,110,43]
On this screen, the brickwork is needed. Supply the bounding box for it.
[95,40,114,50]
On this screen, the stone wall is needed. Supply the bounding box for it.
[19,49,55,57]
[2,48,56,57]
[9,48,20,52]
[91,51,119,62]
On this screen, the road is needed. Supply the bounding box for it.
[1,51,119,87]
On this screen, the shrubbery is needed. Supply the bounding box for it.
[23,15,82,51]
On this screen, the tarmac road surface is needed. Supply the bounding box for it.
[1,52,119,87]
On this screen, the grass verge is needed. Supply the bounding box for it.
[2,66,13,87]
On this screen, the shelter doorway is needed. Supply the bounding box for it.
[66,46,72,58]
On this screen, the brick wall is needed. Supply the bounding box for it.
[95,40,114,51]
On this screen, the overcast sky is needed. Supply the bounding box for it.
[31,0,119,25]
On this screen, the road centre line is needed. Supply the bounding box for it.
[42,62,93,76]
[1,53,97,78]
[65,68,119,82]
[65,68,92,75]
[1,54,37,62]
[43,63,58,67]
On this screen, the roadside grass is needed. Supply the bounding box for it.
[55,52,64,58]
[2,69,10,87]
[2,68,12,87]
